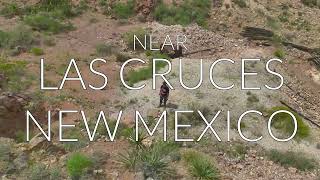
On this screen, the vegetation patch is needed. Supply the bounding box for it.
[266,149,317,171]
[0,57,32,92]
[274,48,285,58]
[30,47,44,56]
[125,51,170,86]
[183,151,219,180]
[24,13,74,34]
[111,0,135,19]
[95,43,113,56]
[123,28,150,51]
[0,25,35,53]
[232,0,248,8]
[119,141,179,179]
[67,153,93,179]
[153,0,211,27]
[301,0,320,8]
[267,106,310,139]
[0,3,21,18]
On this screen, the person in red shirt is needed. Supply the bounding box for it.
[159,81,170,107]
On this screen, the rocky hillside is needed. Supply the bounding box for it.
[0,0,320,179]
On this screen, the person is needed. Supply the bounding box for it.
[159,81,169,107]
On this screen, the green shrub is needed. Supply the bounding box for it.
[30,47,44,56]
[95,43,113,56]
[67,153,93,179]
[153,0,211,27]
[24,14,74,34]
[0,3,21,18]
[0,58,30,92]
[15,130,26,143]
[268,106,310,139]
[0,25,35,51]
[123,28,149,50]
[267,149,317,171]
[183,151,219,180]
[112,0,135,19]
[232,0,248,8]
[125,52,169,86]
[118,142,178,178]
[274,49,285,58]
[25,0,76,19]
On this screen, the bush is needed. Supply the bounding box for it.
[0,3,21,18]
[183,151,219,180]
[274,49,285,58]
[0,58,30,92]
[0,25,35,51]
[30,47,44,56]
[125,51,169,86]
[118,142,178,178]
[15,130,26,143]
[24,14,74,34]
[67,153,93,179]
[232,0,248,8]
[25,0,76,19]
[112,0,135,19]
[267,149,317,171]
[95,43,113,56]
[116,52,131,63]
[123,28,149,50]
[153,0,211,27]
[268,106,310,139]
[301,0,320,8]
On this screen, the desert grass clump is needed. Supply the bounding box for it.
[118,141,178,179]
[183,151,219,180]
[180,103,211,126]
[30,47,44,56]
[0,57,30,92]
[123,28,149,50]
[268,106,310,139]
[95,43,113,56]
[24,14,74,34]
[0,25,35,51]
[27,164,51,180]
[232,0,248,8]
[111,0,135,19]
[125,52,169,86]
[274,49,285,58]
[115,52,132,63]
[67,153,93,179]
[267,149,317,171]
[62,128,87,151]
[0,3,21,18]
[153,0,211,27]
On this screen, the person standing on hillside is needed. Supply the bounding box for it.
[159,81,170,107]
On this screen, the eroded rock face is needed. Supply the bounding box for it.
[0,92,45,138]
[135,0,156,16]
